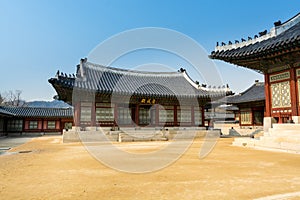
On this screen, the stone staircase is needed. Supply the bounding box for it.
[108,128,168,142]
[63,127,168,143]
[62,127,213,143]
[232,124,300,153]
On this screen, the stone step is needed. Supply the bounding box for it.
[232,138,255,147]
[267,129,300,137]
[232,136,300,153]
[270,123,300,131]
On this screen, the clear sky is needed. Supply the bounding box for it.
[1,0,299,101]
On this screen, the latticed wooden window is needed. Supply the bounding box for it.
[117,106,131,125]
[271,81,291,108]
[96,107,114,122]
[194,106,202,126]
[29,121,38,129]
[80,102,92,122]
[7,120,23,131]
[139,107,151,125]
[159,105,174,123]
[240,111,251,125]
[47,121,56,129]
[177,106,191,123]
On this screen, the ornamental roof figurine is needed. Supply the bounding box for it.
[210,12,300,73]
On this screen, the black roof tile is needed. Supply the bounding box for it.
[0,107,73,118]
[227,82,265,104]
[210,13,300,61]
[49,61,229,99]
[0,107,15,117]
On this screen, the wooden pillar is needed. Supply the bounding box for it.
[264,74,272,117]
[135,104,139,126]
[41,119,44,132]
[174,105,177,126]
[91,102,96,126]
[60,119,63,134]
[251,108,254,126]
[201,106,205,127]
[155,104,159,126]
[290,68,298,116]
[74,101,81,126]
[278,113,283,123]
[114,103,118,126]
[191,106,195,126]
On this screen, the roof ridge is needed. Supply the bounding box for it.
[85,61,183,76]
[213,12,300,52]
[238,82,261,95]
[0,106,72,110]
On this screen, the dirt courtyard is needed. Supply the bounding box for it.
[1,136,300,200]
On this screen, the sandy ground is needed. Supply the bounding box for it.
[0,136,300,200]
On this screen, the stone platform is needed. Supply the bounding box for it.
[232,124,300,153]
[62,127,214,143]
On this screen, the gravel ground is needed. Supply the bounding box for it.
[0,136,300,199]
[0,136,34,149]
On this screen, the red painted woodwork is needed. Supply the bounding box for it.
[91,101,96,126]
[174,105,178,126]
[191,106,195,126]
[264,74,271,117]
[290,68,298,116]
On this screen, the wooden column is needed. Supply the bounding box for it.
[201,106,205,127]
[41,119,44,132]
[239,112,242,127]
[290,68,298,116]
[155,104,159,126]
[74,101,81,126]
[114,103,118,126]
[191,106,195,126]
[251,108,254,126]
[174,105,177,126]
[264,74,272,117]
[135,105,139,126]
[91,102,96,126]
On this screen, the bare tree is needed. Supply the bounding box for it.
[0,93,4,105]
[2,90,25,107]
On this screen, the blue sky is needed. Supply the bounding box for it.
[1,0,299,101]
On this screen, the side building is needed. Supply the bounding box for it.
[0,106,73,136]
[227,80,265,128]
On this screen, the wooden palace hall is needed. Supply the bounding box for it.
[49,58,230,130]
[210,12,300,131]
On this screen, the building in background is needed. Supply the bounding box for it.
[227,80,265,128]
[0,107,73,136]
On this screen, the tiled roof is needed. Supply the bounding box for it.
[49,60,229,99]
[0,107,15,117]
[227,82,265,104]
[210,13,300,67]
[0,106,73,118]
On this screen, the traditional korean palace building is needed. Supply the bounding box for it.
[49,58,230,131]
[227,80,265,127]
[0,106,73,136]
[210,12,300,132]
[210,13,300,152]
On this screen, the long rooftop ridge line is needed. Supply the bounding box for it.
[53,58,233,94]
[215,12,300,52]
